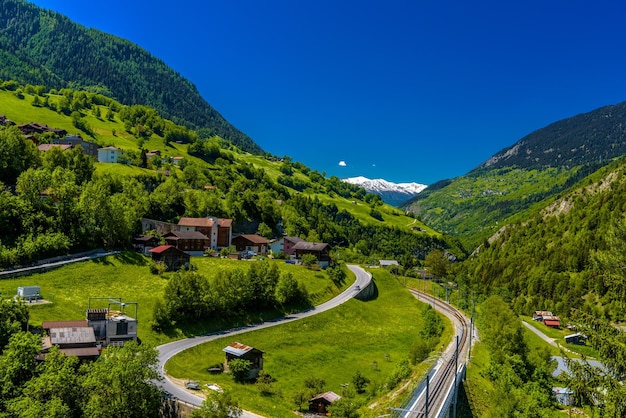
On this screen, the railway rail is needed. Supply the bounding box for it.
[396,288,473,418]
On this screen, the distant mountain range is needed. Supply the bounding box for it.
[343,176,427,206]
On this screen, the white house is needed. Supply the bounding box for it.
[97,146,122,163]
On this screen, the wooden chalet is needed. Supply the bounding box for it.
[223,342,264,379]
[309,391,341,414]
[292,241,332,268]
[18,122,67,137]
[149,245,190,271]
[164,231,210,256]
[231,234,270,255]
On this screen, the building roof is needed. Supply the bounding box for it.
[284,236,304,244]
[178,217,214,228]
[218,218,233,227]
[234,234,270,244]
[178,217,233,228]
[38,143,72,152]
[379,260,399,266]
[98,146,121,151]
[149,245,184,255]
[49,327,96,346]
[42,320,88,330]
[133,235,158,243]
[310,391,341,403]
[544,319,561,327]
[165,231,210,240]
[223,341,264,357]
[292,242,331,251]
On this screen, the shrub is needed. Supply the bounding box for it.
[228,359,252,383]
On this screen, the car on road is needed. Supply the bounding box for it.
[185,380,201,390]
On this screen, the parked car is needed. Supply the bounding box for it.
[185,380,200,390]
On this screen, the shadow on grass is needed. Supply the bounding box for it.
[156,304,315,340]
[113,251,149,266]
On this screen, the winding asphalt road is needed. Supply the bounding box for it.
[156,264,372,416]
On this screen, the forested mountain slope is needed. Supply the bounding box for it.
[0,0,261,153]
[456,157,626,323]
[0,82,463,268]
[402,101,626,250]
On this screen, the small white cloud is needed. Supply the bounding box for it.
[338,160,347,167]
[372,163,376,167]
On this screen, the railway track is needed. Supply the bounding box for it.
[397,289,473,418]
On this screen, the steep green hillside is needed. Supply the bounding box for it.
[457,157,626,322]
[0,83,462,269]
[403,101,626,250]
[0,0,261,153]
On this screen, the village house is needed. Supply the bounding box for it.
[18,122,67,137]
[292,241,332,268]
[87,306,138,348]
[164,231,211,256]
[149,245,190,270]
[54,135,99,158]
[222,342,264,380]
[97,146,122,163]
[231,234,270,255]
[177,216,233,249]
[269,236,304,256]
[133,235,160,255]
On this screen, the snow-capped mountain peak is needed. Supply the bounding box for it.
[343,176,427,206]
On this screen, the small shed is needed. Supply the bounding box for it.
[552,387,573,406]
[17,286,41,301]
[309,391,341,414]
[565,333,585,345]
[379,260,399,268]
[133,235,159,254]
[222,342,264,380]
[149,245,190,271]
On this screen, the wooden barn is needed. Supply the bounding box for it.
[149,245,190,271]
[222,342,264,380]
[309,391,341,414]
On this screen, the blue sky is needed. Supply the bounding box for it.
[29,0,626,184]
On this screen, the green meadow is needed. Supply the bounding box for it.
[165,268,452,417]
[0,253,348,347]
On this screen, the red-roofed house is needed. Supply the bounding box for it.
[543,315,561,328]
[149,245,190,270]
[231,234,269,255]
[177,217,233,249]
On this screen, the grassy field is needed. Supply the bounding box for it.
[521,316,598,358]
[165,268,452,417]
[0,253,348,347]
